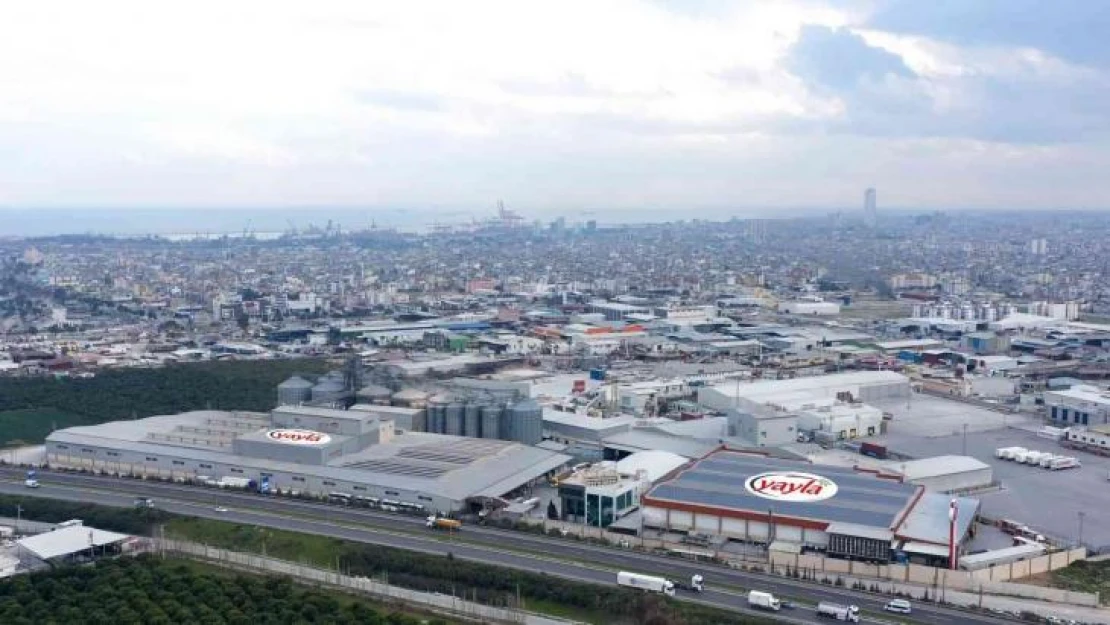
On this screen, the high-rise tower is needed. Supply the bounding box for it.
[863,187,877,227]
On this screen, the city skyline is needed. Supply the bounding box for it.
[2,1,1110,212]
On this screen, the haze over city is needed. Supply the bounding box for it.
[3,0,1110,223]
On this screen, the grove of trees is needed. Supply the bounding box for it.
[0,555,454,625]
[0,358,332,445]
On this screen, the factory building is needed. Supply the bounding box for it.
[557,451,688,528]
[698,371,910,414]
[885,456,994,493]
[586,300,651,321]
[44,405,570,515]
[1045,385,1110,427]
[642,451,980,565]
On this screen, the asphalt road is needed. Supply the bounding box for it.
[0,467,1015,625]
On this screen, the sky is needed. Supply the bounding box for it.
[1,0,1109,224]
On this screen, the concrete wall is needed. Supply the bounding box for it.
[769,547,1096,605]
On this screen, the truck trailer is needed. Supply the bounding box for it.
[617,571,676,596]
[426,516,462,531]
[816,602,860,622]
[747,590,781,611]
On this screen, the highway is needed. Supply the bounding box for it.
[0,467,1016,625]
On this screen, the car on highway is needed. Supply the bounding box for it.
[884,599,912,614]
[214,506,229,513]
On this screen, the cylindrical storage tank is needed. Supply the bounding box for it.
[507,399,543,445]
[311,379,347,404]
[480,404,502,439]
[356,384,393,405]
[392,388,429,408]
[464,402,482,438]
[277,376,313,406]
[425,394,451,434]
[444,402,465,436]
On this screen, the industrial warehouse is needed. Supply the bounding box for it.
[43,404,570,514]
[641,451,980,566]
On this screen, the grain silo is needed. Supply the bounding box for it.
[356,384,393,405]
[480,403,503,439]
[311,377,348,405]
[277,376,313,406]
[444,401,465,436]
[463,402,482,438]
[507,399,543,445]
[426,394,451,434]
[391,388,429,409]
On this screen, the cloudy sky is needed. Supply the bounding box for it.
[1,0,1108,217]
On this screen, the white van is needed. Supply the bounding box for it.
[884,599,912,614]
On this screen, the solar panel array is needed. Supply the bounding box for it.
[646,452,917,529]
[339,438,513,479]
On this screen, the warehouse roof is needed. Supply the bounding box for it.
[645,451,916,529]
[602,430,720,459]
[616,451,690,482]
[48,413,570,503]
[17,525,131,560]
[889,455,991,480]
[701,370,908,400]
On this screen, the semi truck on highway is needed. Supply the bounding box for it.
[816,601,860,621]
[673,574,704,593]
[425,516,462,531]
[616,571,676,596]
[747,590,781,611]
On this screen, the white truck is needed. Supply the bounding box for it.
[1048,456,1080,470]
[674,574,705,593]
[747,590,781,611]
[816,602,860,622]
[1002,447,1027,461]
[617,571,675,596]
[23,478,39,488]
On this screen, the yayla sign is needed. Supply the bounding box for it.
[265,429,331,446]
[744,471,838,503]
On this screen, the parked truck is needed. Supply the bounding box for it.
[425,516,462,531]
[816,602,860,622]
[1048,456,1080,470]
[747,590,781,611]
[617,571,675,596]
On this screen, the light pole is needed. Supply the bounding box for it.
[1078,511,1086,548]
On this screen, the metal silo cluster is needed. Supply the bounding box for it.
[421,394,543,445]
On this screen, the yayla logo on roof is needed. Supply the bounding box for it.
[744,471,838,503]
[266,429,331,445]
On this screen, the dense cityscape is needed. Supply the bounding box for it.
[0,202,1108,624]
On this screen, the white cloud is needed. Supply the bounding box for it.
[0,0,1107,211]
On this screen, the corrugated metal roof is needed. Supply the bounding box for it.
[18,526,131,560]
[645,451,916,529]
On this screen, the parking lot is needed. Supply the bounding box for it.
[878,426,1110,550]
[872,394,1040,439]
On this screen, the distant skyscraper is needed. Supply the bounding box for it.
[863,188,877,227]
